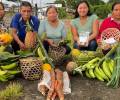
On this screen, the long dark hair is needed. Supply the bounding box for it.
[112,1,120,11]
[74,0,92,18]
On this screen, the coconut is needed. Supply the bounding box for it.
[66,61,77,73]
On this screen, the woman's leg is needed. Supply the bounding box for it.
[88,39,98,51]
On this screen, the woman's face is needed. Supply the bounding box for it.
[112,4,120,20]
[0,4,5,19]
[77,3,89,17]
[47,8,58,21]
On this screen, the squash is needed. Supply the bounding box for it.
[24,20,36,49]
[42,63,52,72]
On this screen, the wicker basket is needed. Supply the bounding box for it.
[48,45,66,65]
[20,57,43,80]
[101,28,120,42]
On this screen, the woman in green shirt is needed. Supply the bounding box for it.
[39,6,72,100]
[71,1,99,51]
[39,5,71,54]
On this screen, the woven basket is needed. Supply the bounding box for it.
[48,45,66,65]
[20,57,43,80]
[101,28,120,42]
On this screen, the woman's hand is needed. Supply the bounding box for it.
[97,39,102,47]
[101,43,111,50]
[46,39,54,45]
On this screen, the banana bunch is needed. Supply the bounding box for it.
[85,58,115,82]
[0,62,21,82]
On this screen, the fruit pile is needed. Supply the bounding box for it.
[74,43,118,85]
[0,62,21,82]
[74,57,115,81]
[0,52,21,82]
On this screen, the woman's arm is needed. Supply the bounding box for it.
[89,19,99,42]
[71,25,79,42]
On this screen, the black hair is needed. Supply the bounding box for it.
[112,1,120,11]
[46,5,58,14]
[0,2,4,10]
[74,0,92,18]
[20,1,32,9]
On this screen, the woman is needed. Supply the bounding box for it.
[0,2,8,32]
[0,2,13,53]
[39,6,72,100]
[38,5,71,54]
[96,2,120,54]
[71,1,99,51]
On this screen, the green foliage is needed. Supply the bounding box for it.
[91,4,112,19]
[109,0,120,3]
[58,8,67,19]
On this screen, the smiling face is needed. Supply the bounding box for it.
[20,6,32,21]
[77,2,89,17]
[112,4,120,20]
[0,4,5,20]
[46,7,58,22]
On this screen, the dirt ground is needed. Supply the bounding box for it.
[1,74,120,100]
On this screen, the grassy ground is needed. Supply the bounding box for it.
[1,75,120,100]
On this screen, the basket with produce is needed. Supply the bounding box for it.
[48,45,66,65]
[101,28,120,50]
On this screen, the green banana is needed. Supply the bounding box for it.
[7,70,21,75]
[87,57,100,64]
[0,75,8,82]
[94,66,105,79]
[88,69,95,78]
[0,45,6,52]
[0,70,7,75]
[94,70,104,81]
[4,73,15,79]
[99,67,109,81]
[0,62,17,70]
[86,64,96,69]
[37,47,45,61]
[108,59,115,73]
[102,60,112,79]
[85,70,92,78]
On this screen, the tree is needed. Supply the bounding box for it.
[55,0,105,9]
[109,0,120,3]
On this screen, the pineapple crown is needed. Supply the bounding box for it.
[26,20,33,32]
